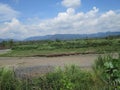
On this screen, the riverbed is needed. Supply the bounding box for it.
[0,54,99,77]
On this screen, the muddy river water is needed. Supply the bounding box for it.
[0,54,99,77]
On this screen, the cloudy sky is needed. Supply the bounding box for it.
[0,0,120,40]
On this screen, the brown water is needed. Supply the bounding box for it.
[0,54,99,77]
[0,54,98,67]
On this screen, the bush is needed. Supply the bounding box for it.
[36,65,101,90]
[0,67,21,90]
[12,45,38,50]
[93,54,120,89]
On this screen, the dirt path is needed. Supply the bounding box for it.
[0,54,99,77]
[0,49,11,54]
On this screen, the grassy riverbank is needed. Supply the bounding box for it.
[0,37,120,57]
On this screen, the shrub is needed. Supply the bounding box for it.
[93,54,120,89]
[0,67,21,90]
[36,65,99,90]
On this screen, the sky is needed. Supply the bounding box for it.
[0,0,120,40]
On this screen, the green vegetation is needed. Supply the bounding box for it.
[0,39,14,49]
[0,54,120,90]
[0,37,120,57]
[0,67,21,90]
[93,54,120,89]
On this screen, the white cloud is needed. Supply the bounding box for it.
[61,0,81,8]
[0,3,19,22]
[36,7,120,35]
[0,18,45,40]
[0,5,120,40]
[0,18,26,39]
[97,10,120,32]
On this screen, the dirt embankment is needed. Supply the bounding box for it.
[33,51,97,57]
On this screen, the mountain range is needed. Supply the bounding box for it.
[0,31,120,42]
[25,31,120,41]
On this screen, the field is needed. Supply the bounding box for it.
[0,36,120,90]
[0,36,120,57]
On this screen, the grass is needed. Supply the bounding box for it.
[0,66,99,90]
[0,38,120,57]
[0,47,94,57]
[0,67,21,90]
[0,54,120,90]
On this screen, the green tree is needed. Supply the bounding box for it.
[1,41,7,49]
[9,39,14,48]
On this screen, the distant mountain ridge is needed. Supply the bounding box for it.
[0,31,120,42]
[0,39,4,42]
[25,31,120,41]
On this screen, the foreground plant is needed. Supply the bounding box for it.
[0,67,21,90]
[93,54,120,90]
[35,65,103,90]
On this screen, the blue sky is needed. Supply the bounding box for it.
[0,0,120,39]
